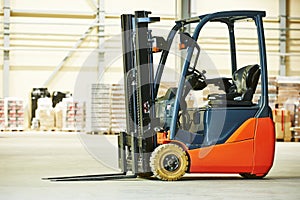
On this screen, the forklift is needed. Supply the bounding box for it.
[46,10,275,181]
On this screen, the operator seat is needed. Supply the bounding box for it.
[208,64,260,107]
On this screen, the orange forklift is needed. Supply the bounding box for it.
[46,10,275,181]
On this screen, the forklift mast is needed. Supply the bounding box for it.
[120,11,160,174]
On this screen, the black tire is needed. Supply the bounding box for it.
[150,144,188,181]
[240,173,268,179]
[138,172,153,179]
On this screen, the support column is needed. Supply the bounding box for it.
[97,0,105,80]
[3,0,10,97]
[279,0,287,76]
[176,0,191,30]
[176,0,191,71]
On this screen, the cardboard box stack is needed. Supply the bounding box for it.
[277,76,300,141]
[54,103,64,130]
[292,101,300,140]
[62,99,86,131]
[90,83,127,134]
[110,84,126,134]
[273,109,292,141]
[5,98,24,131]
[277,76,300,106]
[36,98,55,131]
[268,77,278,108]
[0,99,5,130]
[91,84,111,134]
[253,76,277,109]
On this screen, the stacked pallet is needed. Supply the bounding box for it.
[36,98,55,131]
[54,103,64,130]
[5,98,24,131]
[91,84,111,134]
[253,76,277,109]
[268,76,278,109]
[0,99,5,130]
[292,102,300,141]
[110,84,126,134]
[62,100,86,131]
[52,98,86,131]
[277,76,300,141]
[273,109,292,141]
[90,83,127,134]
[277,76,300,106]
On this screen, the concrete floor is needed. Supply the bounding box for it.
[0,132,299,200]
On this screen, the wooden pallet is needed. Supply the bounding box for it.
[87,130,110,135]
[291,127,300,142]
[294,138,300,142]
[276,138,292,142]
[0,129,24,132]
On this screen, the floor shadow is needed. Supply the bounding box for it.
[146,175,300,182]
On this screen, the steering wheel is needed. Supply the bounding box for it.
[194,69,206,82]
[186,68,207,91]
[187,67,206,80]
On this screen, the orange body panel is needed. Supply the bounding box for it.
[251,117,275,175]
[226,118,256,143]
[187,117,275,175]
[188,140,254,173]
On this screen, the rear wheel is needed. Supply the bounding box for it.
[240,173,268,179]
[150,144,188,181]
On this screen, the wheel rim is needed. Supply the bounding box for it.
[163,154,180,172]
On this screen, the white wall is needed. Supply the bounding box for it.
[0,0,299,102]
[0,0,98,100]
[288,0,300,75]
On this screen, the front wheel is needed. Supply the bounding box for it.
[150,144,188,181]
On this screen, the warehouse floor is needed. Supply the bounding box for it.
[0,132,299,200]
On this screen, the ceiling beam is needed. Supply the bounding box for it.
[10,9,96,19]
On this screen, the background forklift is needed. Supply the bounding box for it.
[46,10,275,181]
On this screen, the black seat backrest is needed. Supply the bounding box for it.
[229,64,260,101]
